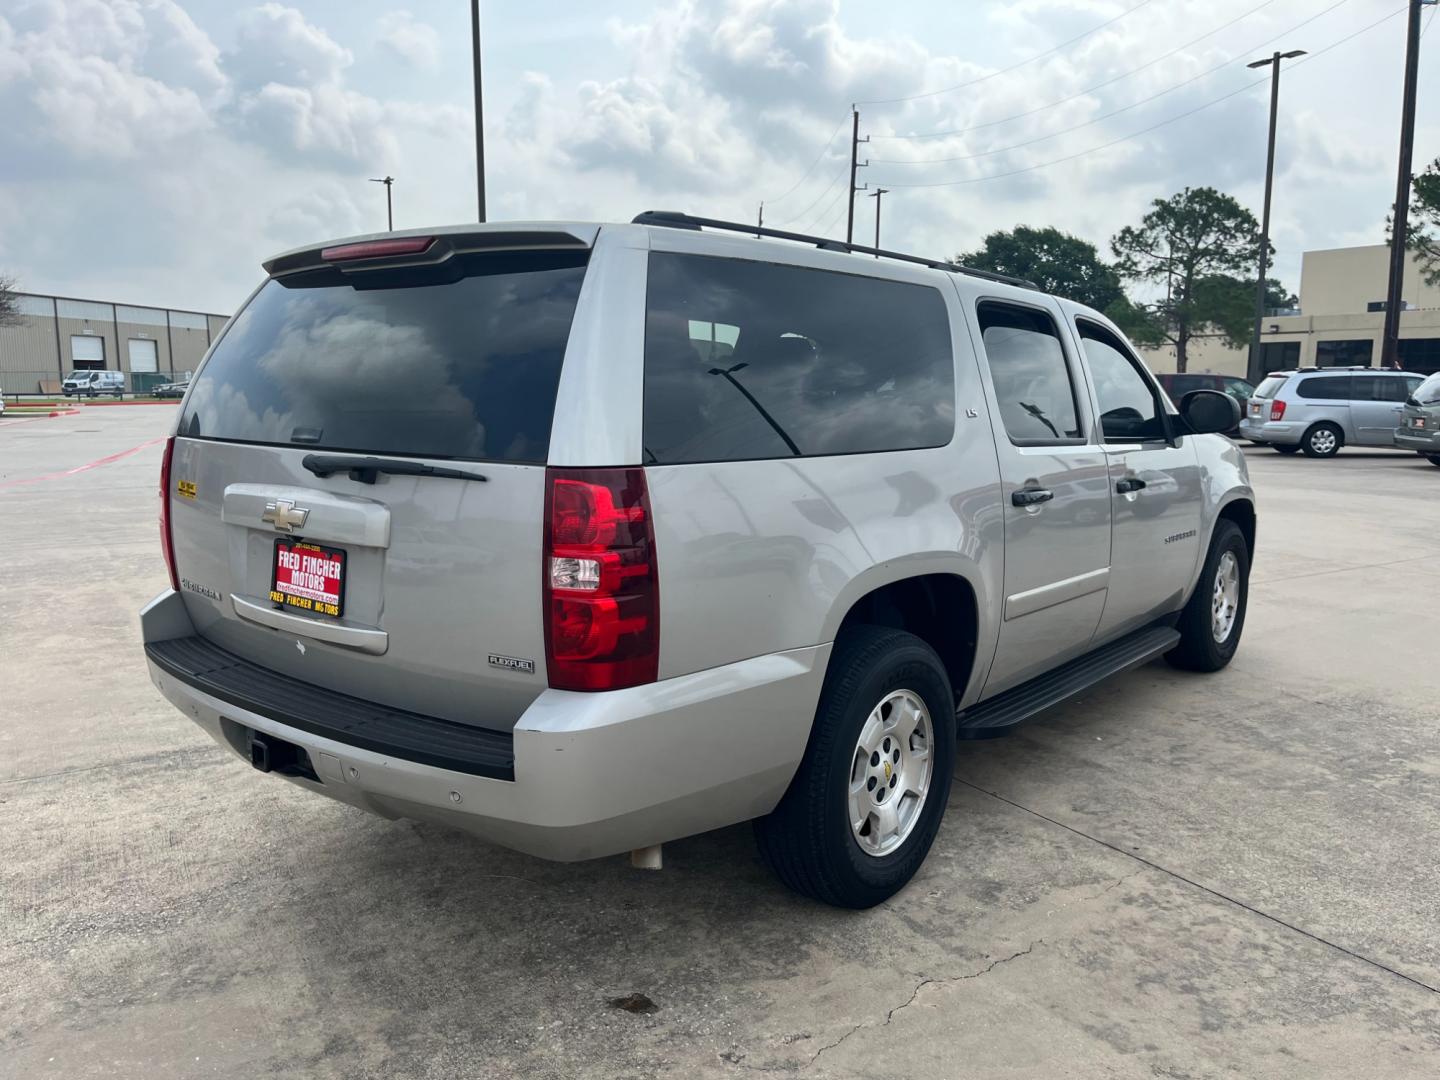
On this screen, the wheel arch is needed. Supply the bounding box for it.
[828,569,986,707]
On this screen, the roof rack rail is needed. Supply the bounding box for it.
[631,211,1038,290]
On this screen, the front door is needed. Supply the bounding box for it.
[1073,319,1202,641]
[967,297,1112,695]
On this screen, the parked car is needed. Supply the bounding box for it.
[1155,373,1254,437]
[62,370,125,398]
[1393,370,1440,467]
[152,379,190,399]
[140,214,1254,908]
[0,387,6,416]
[1238,367,1425,457]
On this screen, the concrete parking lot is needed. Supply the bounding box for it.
[3,406,1438,1079]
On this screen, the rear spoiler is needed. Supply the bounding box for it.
[262,224,599,279]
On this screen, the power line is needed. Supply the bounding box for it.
[762,112,851,205]
[871,3,1407,190]
[796,175,853,233]
[872,0,1339,143]
[770,165,849,227]
[870,0,1354,166]
[856,0,1161,106]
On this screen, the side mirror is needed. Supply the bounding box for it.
[1178,389,1239,435]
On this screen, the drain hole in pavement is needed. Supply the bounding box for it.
[608,993,658,1014]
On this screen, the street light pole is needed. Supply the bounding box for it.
[1381,0,1435,369]
[867,188,889,256]
[471,0,486,222]
[1246,49,1304,382]
[368,175,394,231]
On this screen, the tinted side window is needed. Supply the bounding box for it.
[642,254,955,463]
[976,302,1081,443]
[180,250,588,463]
[1295,377,1351,400]
[1376,376,1419,402]
[1077,322,1167,441]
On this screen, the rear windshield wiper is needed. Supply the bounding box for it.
[301,454,488,485]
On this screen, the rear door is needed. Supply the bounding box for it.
[168,234,594,730]
[968,296,1112,694]
[1350,374,1418,445]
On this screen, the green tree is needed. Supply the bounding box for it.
[0,273,19,327]
[960,225,1125,311]
[1405,157,1440,287]
[1111,187,1268,372]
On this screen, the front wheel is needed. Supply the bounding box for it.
[1167,520,1249,672]
[1427,455,1440,469]
[755,625,956,909]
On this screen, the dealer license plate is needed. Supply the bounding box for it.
[270,539,346,619]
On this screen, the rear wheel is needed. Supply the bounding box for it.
[1301,423,1342,458]
[755,625,955,909]
[1427,455,1440,468]
[1167,520,1249,672]
[1273,444,1301,455]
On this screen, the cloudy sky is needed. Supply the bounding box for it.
[0,0,1435,314]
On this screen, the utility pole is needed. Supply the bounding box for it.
[1246,49,1305,383]
[756,201,764,237]
[1381,0,1435,369]
[471,0,486,222]
[845,108,869,244]
[867,188,889,255]
[368,175,394,231]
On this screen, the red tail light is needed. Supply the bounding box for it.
[321,237,435,261]
[1270,399,1287,421]
[543,468,659,691]
[159,436,179,591]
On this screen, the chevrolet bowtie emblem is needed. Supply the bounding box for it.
[261,499,309,533]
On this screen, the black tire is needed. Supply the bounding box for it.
[755,625,956,909]
[1427,455,1440,469]
[1300,422,1343,458]
[1167,519,1249,673]
[1273,444,1301,455]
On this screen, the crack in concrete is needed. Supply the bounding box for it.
[720,941,1044,1074]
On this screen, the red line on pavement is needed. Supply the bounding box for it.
[0,436,167,490]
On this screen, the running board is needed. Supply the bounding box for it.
[956,624,1181,740]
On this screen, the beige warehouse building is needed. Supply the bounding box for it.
[1141,244,1440,382]
[0,292,230,395]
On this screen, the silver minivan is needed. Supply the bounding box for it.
[1239,367,1425,456]
[141,215,1254,907]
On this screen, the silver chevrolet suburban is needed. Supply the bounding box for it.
[141,213,1254,908]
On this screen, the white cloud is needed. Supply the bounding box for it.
[376,9,441,71]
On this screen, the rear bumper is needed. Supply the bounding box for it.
[141,591,828,862]
[1238,417,1302,445]
[1393,429,1440,453]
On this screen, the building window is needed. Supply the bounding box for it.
[1398,338,1440,375]
[1316,339,1373,368]
[1258,342,1299,372]
[70,335,105,370]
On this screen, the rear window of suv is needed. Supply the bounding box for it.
[178,250,588,463]
[641,253,955,463]
[1252,376,1288,398]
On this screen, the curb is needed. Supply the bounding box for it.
[3,407,81,419]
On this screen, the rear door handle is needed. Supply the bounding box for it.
[1012,487,1054,507]
[1116,477,1147,494]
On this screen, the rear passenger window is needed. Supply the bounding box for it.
[642,253,955,463]
[1296,377,1350,400]
[976,302,1082,443]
